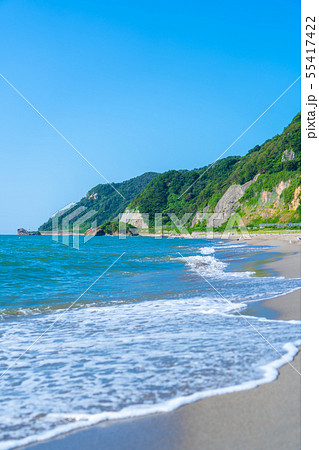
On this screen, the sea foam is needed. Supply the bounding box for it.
[0,237,301,449]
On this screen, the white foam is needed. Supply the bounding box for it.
[177,254,255,278]
[0,339,300,450]
[212,243,270,252]
[199,246,216,254]
[214,243,248,249]
[0,240,301,449]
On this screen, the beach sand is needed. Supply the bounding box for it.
[26,237,301,450]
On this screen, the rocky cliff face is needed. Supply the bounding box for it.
[239,177,301,224]
[119,209,149,229]
[192,175,259,227]
[191,172,300,228]
[209,175,259,226]
[260,180,290,208]
[281,149,295,162]
[126,112,300,228]
[290,186,301,211]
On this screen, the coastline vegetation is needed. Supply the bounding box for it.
[38,113,301,234]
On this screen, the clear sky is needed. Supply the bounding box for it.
[0,0,301,234]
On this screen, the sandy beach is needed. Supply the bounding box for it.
[26,236,301,450]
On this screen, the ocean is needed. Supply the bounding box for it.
[0,235,301,449]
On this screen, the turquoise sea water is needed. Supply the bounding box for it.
[0,236,300,449]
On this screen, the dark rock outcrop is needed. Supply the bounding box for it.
[84,227,105,237]
[17,228,29,235]
[17,228,40,235]
[128,227,139,236]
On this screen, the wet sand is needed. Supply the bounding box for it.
[26,238,301,450]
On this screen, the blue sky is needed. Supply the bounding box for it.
[0,0,300,233]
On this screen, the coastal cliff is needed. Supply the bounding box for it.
[36,113,301,234]
[38,172,158,234]
[127,112,301,230]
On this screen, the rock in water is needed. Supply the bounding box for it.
[84,227,105,237]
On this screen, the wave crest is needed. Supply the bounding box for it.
[178,254,255,278]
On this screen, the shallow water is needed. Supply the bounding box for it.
[0,236,300,449]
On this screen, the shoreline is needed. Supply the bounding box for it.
[25,237,301,450]
[249,237,300,321]
[28,231,301,239]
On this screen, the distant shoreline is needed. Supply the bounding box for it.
[28,231,301,240]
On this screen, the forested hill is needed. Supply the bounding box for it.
[39,112,301,233]
[39,172,158,232]
[128,112,301,227]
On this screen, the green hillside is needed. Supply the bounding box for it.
[39,172,158,232]
[128,112,301,228]
[39,112,301,234]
